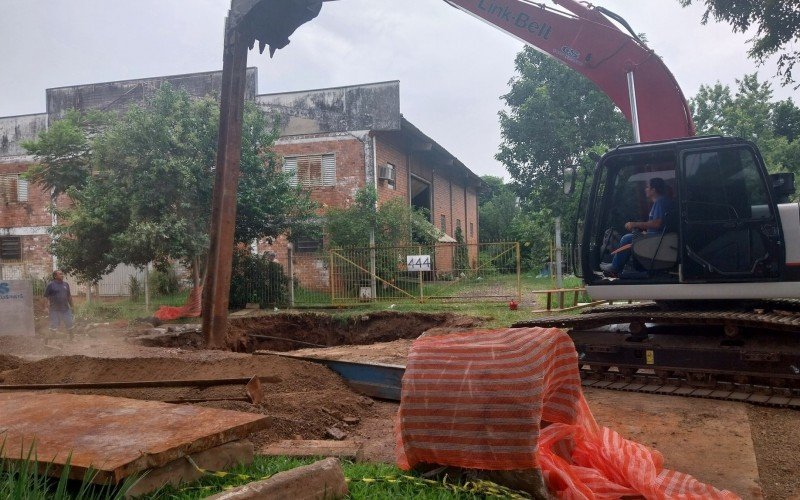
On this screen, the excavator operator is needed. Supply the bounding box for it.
[601,177,674,278]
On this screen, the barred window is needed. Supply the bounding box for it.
[283,154,336,188]
[440,215,446,233]
[294,237,322,253]
[0,174,29,203]
[470,222,474,238]
[0,236,22,262]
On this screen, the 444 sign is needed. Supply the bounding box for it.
[406,255,431,272]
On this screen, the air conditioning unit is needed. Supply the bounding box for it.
[378,164,396,182]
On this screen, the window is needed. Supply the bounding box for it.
[0,237,22,262]
[440,215,446,234]
[470,222,474,238]
[283,154,335,188]
[294,236,322,253]
[0,174,29,203]
[456,219,461,231]
[683,147,771,222]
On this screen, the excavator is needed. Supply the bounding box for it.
[228,0,800,402]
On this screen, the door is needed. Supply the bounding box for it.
[679,145,783,282]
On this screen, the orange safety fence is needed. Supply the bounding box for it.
[153,286,202,321]
[396,327,739,499]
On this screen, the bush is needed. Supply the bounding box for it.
[128,275,143,300]
[148,267,180,297]
[229,247,290,309]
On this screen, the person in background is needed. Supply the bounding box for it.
[44,269,75,338]
[601,177,674,277]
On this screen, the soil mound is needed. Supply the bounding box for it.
[0,354,24,372]
[1,352,375,446]
[226,311,485,352]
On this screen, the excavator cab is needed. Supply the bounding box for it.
[581,136,789,301]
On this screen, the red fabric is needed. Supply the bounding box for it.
[153,287,202,321]
[396,327,739,499]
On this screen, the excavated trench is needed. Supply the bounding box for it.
[138,311,487,353]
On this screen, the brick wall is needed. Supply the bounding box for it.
[273,134,366,213]
[374,134,409,205]
[0,162,55,276]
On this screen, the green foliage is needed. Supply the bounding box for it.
[478,176,519,242]
[148,267,181,297]
[24,84,315,285]
[496,48,631,254]
[690,73,800,193]
[128,275,143,300]
[229,247,289,309]
[452,226,470,271]
[678,0,800,87]
[0,444,138,499]
[325,187,437,249]
[22,110,111,198]
[497,47,631,216]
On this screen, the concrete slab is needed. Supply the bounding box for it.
[259,440,364,461]
[0,392,270,483]
[584,388,763,499]
[125,440,255,497]
[206,457,348,500]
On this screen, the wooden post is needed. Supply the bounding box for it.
[202,17,249,349]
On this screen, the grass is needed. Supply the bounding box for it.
[137,456,527,499]
[73,291,190,322]
[0,444,138,500]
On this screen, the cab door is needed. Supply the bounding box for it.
[678,145,783,282]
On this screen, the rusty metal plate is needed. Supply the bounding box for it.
[0,392,270,483]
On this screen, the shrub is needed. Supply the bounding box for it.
[148,267,180,296]
[229,247,290,309]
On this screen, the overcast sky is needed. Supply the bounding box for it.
[1,0,797,179]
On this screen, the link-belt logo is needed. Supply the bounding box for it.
[476,0,553,39]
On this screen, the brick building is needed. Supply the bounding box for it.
[0,70,481,294]
[258,81,482,290]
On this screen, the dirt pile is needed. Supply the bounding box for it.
[225,311,485,352]
[0,352,376,447]
[0,354,24,374]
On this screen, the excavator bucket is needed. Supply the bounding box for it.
[230,0,335,56]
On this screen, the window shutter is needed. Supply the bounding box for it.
[283,157,298,187]
[322,154,336,186]
[17,177,28,202]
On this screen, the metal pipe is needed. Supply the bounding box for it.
[627,71,641,143]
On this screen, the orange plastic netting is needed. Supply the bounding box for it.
[153,287,202,321]
[396,327,739,499]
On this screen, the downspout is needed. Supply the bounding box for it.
[370,134,378,299]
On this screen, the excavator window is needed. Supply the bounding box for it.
[680,146,779,279]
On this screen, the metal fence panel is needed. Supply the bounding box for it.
[327,242,520,304]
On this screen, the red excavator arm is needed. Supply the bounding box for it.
[444,0,696,141]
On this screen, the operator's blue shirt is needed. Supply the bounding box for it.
[647,196,674,234]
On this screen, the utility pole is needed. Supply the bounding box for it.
[203,0,329,348]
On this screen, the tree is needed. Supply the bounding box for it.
[325,187,436,249]
[24,84,315,286]
[690,73,800,184]
[497,47,632,216]
[496,47,631,262]
[477,175,519,242]
[678,1,800,87]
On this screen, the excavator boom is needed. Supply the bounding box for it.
[444,0,696,141]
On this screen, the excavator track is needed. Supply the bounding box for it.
[512,301,800,408]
